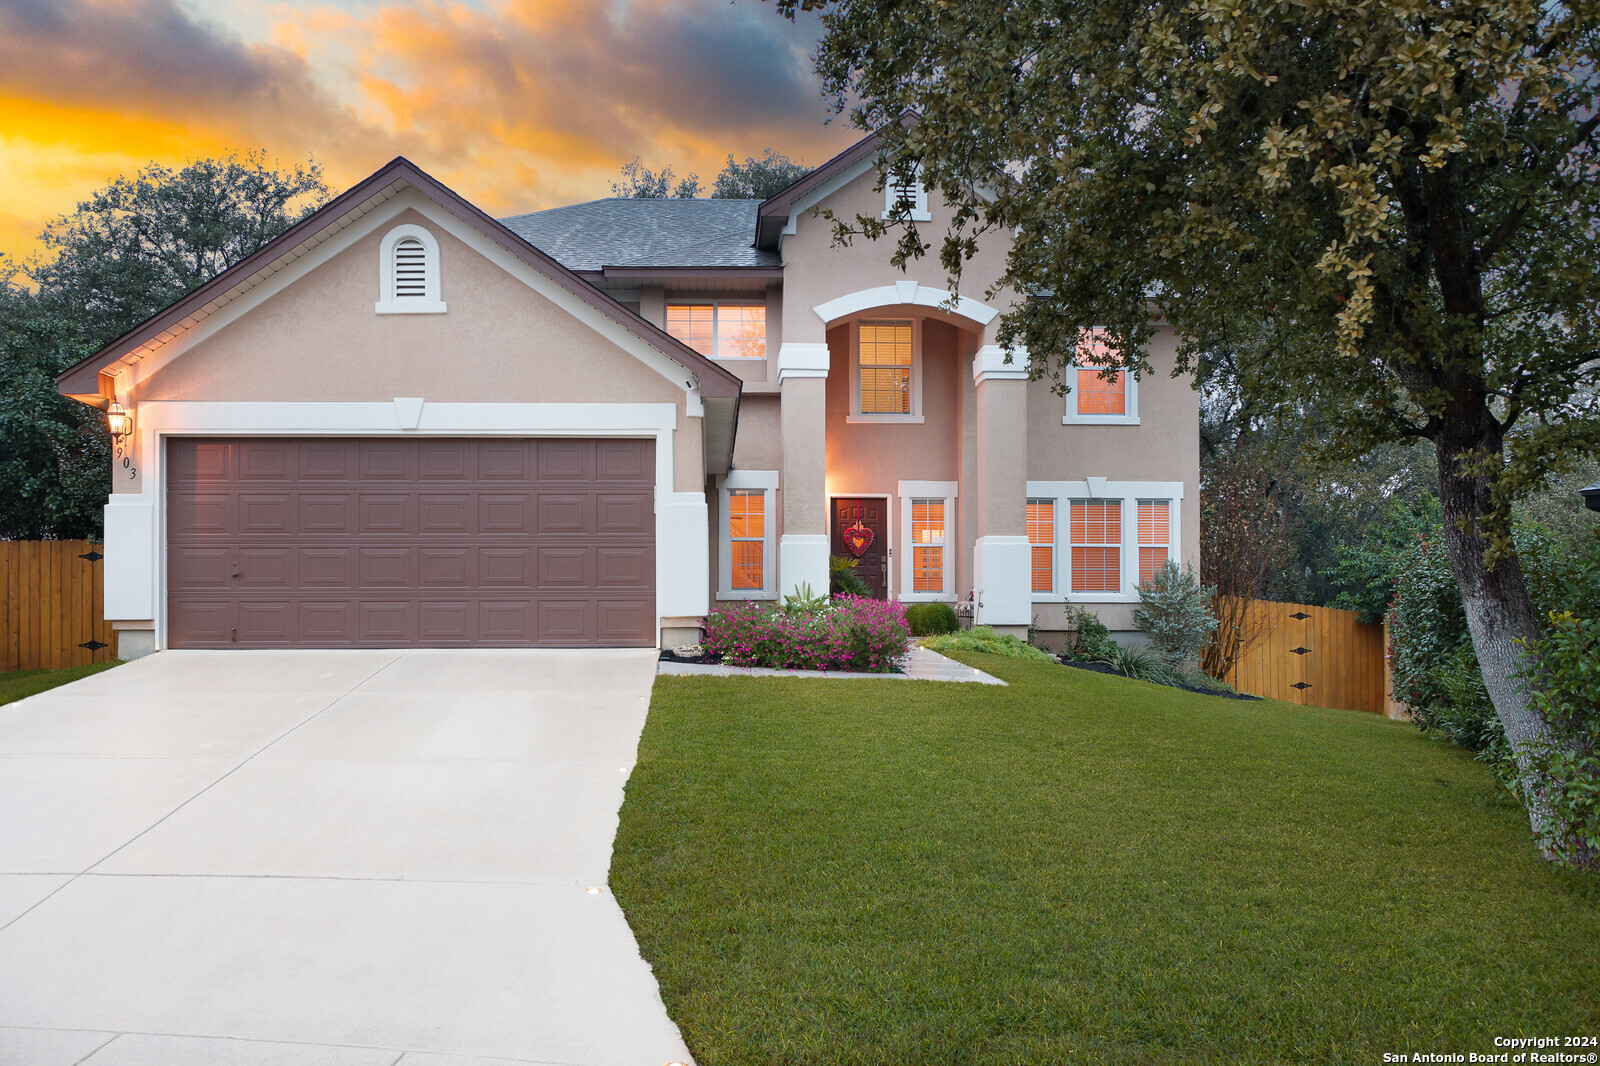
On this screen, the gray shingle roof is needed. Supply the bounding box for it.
[499,198,778,272]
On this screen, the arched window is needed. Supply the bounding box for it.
[375,224,446,314]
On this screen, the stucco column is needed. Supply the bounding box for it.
[777,342,830,599]
[972,345,1031,631]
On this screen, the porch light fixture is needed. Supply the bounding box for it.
[106,401,131,442]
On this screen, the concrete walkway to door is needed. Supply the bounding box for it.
[0,649,694,1066]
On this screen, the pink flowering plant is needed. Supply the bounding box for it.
[701,595,911,673]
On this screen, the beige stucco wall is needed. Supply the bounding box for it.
[779,165,1017,346]
[127,204,704,492]
[1025,326,1201,632]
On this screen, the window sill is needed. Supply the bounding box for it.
[846,414,925,425]
[376,299,447,315]
[1061,415,1140,426]
[719,589,778,601]
[899,591,951,602]
[1046,592,1140,604]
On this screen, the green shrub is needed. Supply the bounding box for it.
[830,555,872,598]
[1389,526,1600,752]
[1514,611,1600,864]
[1062,605,1117,662]
[1133,561,1219,668]
[905,601,959,636]
[922,626,1056,662]
[1096,642,1182,686]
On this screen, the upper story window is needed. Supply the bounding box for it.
[850,319,923,423]
[883,165,931,222]
[1063,329,1138,425]
[666,300,766,359]
[375,224,446,315]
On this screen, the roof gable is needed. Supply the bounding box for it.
[55,158,742,406]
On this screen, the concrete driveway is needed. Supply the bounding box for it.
[0,649,694,1066]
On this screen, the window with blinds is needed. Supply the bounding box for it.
[728,490,765,590]
[1070,499,1122,592]
[666,301,766,359]
[1027,499,1054,593]
[1075,329,1127,416]
[859,320,913,414]
[1138,500,1170,585]
[911,498,945,593]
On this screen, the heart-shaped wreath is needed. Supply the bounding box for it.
[842,521,874,558]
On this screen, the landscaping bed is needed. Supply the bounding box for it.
[614,652,1600,1065]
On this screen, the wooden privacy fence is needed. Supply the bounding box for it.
[1219,598,1388,714]
[0,540,116,672]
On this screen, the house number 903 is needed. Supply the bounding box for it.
[114,439,138,481]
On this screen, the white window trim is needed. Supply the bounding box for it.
[375,223,446,315]
[848,318,924,424]
[882,166,932,223]
[665,298,767,360]
[1025,480,1184,603]
[1062,337,1139,425]
[718,469,779,600]
[898,480,957,601]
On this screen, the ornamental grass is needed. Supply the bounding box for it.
[701,595,910,673]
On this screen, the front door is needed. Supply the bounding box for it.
[832,497,888,599]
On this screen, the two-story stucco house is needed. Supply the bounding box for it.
[56,126,1198,658]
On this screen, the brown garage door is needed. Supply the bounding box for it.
[166,437,656,648]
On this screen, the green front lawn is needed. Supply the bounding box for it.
[0,661,119,706]
[612,654,1600,1065]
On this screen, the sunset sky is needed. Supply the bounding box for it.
[0,0,858,268]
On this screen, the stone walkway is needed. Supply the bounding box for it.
[657,646,1005,685]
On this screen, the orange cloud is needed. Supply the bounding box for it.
[0,0,856,265]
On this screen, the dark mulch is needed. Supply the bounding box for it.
[1056,655,1263,701]
[660,649,723,666]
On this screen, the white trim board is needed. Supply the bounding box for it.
[813,280,1000,328]
[106,400,707,648]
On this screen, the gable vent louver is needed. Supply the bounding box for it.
[394,237,428,298]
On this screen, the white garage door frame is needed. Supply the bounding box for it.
[104,400,708,651]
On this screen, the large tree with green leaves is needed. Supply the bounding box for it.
[2,153,327,538]
[779,0,1600,864]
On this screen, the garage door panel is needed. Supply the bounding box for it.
[299,548,354,588]
[535,494,589,534]
[298,440,356,481]
[238,549,293,588]
[419,601,472,642]
[481,494,535,534]
[535,547,591,589]
[417,440,474,480]
[535,600,591,643]
[172,493,232,535]
[358,548,413,588]
[535,441,590,482]
[596,493,652,535]
[596,547,651,588]
[300,494,355,532]
[239,494,296,535]
[359,441,411,480]
[419,494,473,534]
[238,600,294,643]
[169,600,232,644]
[358,494,413,533]
[168,438,656,648]
[360,601,412,642]
[595,440,651,482]
[419,548,472,587]
[597,600,653,643]
[170,548,229,589]
[481,440,534,480]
